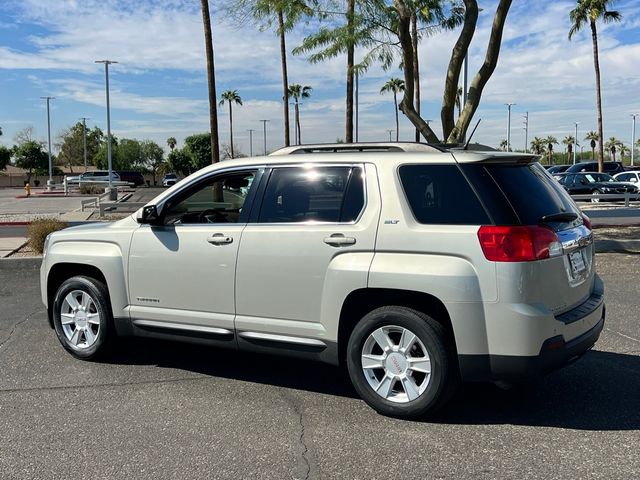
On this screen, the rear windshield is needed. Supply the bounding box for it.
[481,163,580,225]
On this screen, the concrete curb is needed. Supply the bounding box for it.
[0,257,42,270]
[594,239,640,254]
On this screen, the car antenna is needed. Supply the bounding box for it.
[464,119,482,150]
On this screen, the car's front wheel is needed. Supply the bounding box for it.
[346,306,457,419]
[52,276,113,360]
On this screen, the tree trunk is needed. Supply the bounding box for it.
[445,0,512,144]
[345,0,355,143]
[394,92,399,142]
[411,12,420,142]
[278,9,291,147]
[590,20,604,173]
[201,0,220,164]
[295,101,301,145]
[393,1,439,143]
[441,0,478,141]
[228,102,234,159]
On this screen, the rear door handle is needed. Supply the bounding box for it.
[207,233,233,245]
[323,234,356,246]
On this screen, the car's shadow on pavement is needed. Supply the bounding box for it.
[437,350,640,431]
[108,340,639,431]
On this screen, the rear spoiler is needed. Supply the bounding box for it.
[450,151,541,164]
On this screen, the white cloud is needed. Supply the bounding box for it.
[1,0,639,153]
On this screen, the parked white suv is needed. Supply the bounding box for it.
[41,143,605,418]
[66,170,121,184]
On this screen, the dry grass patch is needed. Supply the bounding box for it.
[27,218,68,254]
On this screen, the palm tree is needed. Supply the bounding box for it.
[605,136,621,161]
[287,84,312,145]
[618,143,629,161]
[585,131,599,161]
[231,1,313,147]
[293,0,358,143]
[380,78,405,142]
[499,139,508,151]
[201,0,220,164]
[530,137,547,156]
[546,136,558,165]
[562,135,575,163]
[569,1,622,172]
[219,90,243,159]
[167,137,177,152]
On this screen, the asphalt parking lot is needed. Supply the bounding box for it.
[0,254,638,479]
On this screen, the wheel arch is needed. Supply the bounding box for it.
[47,263,110,328]
[337,288,457,365]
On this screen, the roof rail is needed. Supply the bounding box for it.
[268,142,445,156]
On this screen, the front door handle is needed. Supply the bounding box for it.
[323,234,356,246]
[207,233,233,245]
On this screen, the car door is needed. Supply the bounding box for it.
[234,163,380,347]
[128,168,260,336]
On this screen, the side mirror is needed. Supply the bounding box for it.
[140,205,161,225]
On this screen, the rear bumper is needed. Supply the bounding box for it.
[459,304,605,382]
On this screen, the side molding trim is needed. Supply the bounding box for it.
[238,331,327,348]
[132,319,234,337]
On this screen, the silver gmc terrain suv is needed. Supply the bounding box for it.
[41,143,605,418]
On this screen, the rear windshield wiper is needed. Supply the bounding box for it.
[540,212,578,223]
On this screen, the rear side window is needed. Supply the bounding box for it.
[483,163,579,225]
[259,166,364,223]
[399,165,490,225]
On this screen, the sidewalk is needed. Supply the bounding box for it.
[0,237,27,258]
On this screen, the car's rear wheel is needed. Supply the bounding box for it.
[346,306,457,419]
[52,276,113,360]
[590,189,602,203]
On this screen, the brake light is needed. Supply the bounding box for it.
[582,214,592,230]
[477,225,561,262]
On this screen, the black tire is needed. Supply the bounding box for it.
[346,306,458,419]
[52,275,113,360]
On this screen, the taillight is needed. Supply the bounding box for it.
[477,225,562,262]
[582,214,592,230]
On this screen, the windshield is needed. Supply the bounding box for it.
[582,173,613,183]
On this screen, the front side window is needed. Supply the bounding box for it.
[258,166,364,223]
[163,171,255,224]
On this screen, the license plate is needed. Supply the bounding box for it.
[569,251,587,276]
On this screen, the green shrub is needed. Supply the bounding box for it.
[79,183,105,195]
[27,219,68,254]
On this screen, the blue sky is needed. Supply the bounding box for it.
[1,0,639,157]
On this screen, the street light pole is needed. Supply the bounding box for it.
[505,103,515,151]
[40,96,55,190]
[386,130,394,142]
[522,112,529,152]
[80,117,90,171]
[247,129,255,157]
[259,120,269,155]
[95,60,117,193]
[355,71,359,143]
[574,122,579,165]
[632,114,638,167]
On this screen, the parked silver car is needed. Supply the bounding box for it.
[41,143,604,418]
